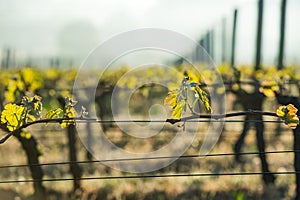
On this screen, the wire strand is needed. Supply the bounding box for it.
[0,150,297,170]
[0,171,298,184]
[74,119,283,123]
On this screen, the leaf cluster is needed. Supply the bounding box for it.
[164,76,212,119]
[276,104,299,129]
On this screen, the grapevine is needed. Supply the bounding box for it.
[0,65,300,199]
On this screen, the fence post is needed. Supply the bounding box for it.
[278,0,287,70]
[255,0,264,71]
[205,32,210,56]
[199,38,204,48]
[210,29,215,60]
[1,48,11,69]
[231,9,238,68]
[222,18,227,63]
[198,38,205,63]
[11,49,15,68]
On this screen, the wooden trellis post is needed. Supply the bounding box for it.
[255,0,264,70]
[278,0,287,70]
[231,9,238,68]
[222,18,227,63]
[210,29,215,60]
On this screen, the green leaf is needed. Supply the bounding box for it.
[194,86,212,113]
[20,131,31,139]
[165,75,213,120]
[61,107,76,128]
[164,89,180,108]
[61,119,75,128]
[61,97,77,128]
[45,108,63,119]
[65,107,76,118]
[1,103,25,131]
[27,114,36,122]
[20,68,43,91]
[33,95,42,112]
[172,100,185,119]
[276,104,299,129]
[21,95,43,117]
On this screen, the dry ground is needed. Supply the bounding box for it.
[0,118,297,200]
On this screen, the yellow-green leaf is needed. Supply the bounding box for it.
[276,105,286,117]
[287,104,298,114]
[259,80,279,97]
[204,101,212,114]
[172,100,185,119]
[1,103,25,131]
[45,108,63,119]
[61,120,75,128]
[27,114,36,122]
[164,89,179,108]
[65,107,76,118]
[194,86,212,113]
[276,104,299,129]
[20,131,31,139]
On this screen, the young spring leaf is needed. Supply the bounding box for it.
[164,89,180,108]
[64,106,76,118]
[276,104,299,129]
[259,80,279,97]
[61,97,77,128]
[165,75,213,120]
[20,68,43,92]
[21,95,42,117]
[1,103,25,131]
[193,86,212,113]
[45,108,63,119]
[27,114,36,122]
[20,131,31,140]
[4,76,24,103]
[172,100,185,119]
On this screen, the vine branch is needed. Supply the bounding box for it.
[166,110,278,124]
[0,118,80,144]
[0,110,282,144]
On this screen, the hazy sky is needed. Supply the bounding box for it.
[0,0,299,66]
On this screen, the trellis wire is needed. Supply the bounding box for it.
[0,150,296,170]
[0,110,295,184]
[75,119,283,123]
[0,171,297,184]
